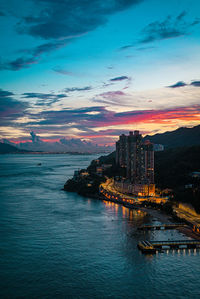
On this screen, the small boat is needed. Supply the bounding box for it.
[37,163,42,166]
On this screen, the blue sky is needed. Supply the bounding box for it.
[0,0,200,145]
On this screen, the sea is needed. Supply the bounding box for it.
[0,154,200,299]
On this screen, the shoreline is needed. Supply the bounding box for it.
[72,189,200,241]
[64,172,200,241]
[102,195,200,240]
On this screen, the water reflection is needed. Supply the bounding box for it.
[1,154,200,299]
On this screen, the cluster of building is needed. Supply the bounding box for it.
[115,130,155,197]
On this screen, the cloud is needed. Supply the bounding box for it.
[0,56,38,71]
[25,104,200,131]
[0,40,67,71]
[18,0,142,40]
[118,45,134,51]
[22,92,67,99]
[2,1,142,71]
[139,12,200,44]
[110,76,130,81]
[52,67,74,76]
[190,80,200,87]
[30,131,42,143]
[167,80,200,88]
[0,88,29,124]
[92,90,127,106]
[3,99,200,144]
[64,86,92,92]
[0,89,14,97]
[168,81,187,88]
[22,92,67,106]
[6,131,113,152]
[136,46,155,51]
[98,91,126,98]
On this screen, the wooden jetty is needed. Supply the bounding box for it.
[138,239,200,253]
[138,223,186,231]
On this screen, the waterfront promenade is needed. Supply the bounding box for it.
[100,178,200,240]
[100,178,167,205]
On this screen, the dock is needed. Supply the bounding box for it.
[138,239,200,253]
[138,223,186,230]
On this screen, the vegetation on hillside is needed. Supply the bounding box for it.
[0,143,29,154]
[64,144,200,212]
[145,124,200,149]
[155,146,200,212]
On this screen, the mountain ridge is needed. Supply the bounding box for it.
[144,124,200,148]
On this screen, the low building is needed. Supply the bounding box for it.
[114,180,155,197]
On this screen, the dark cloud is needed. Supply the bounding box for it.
[25,104,200,131]
[22,92,67,99]
[167,80,200,88]
[0,56,38,71]
[136,46,155,51]
[0,88,29,124]
[22,92,67,106]
[52,68,74,76]
[110,76,130,81]
[30,131,42,143]
[0,40,67,71]
[168,81,187,88]
[27,106,111,126]
[18,0,142,40]
[176,11,187,21]
[190,81,200,87]
[118,44,134,51]
[0,89,14,97]
[118,44,156,52]
[2,1,142,71]
[140,12,199,44]
[64,86,92,92]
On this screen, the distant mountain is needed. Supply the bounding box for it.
[0,142,28,154]
[2,132,114,154]
[145,125,200,149]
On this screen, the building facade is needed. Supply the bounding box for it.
[115,131,155,196]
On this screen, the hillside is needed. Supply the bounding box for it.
[0,143,28,154]
[155,146,200,188]
[145,124,200,149]
[155,146,200,212]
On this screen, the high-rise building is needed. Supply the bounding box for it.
[144,140,154,184]
[116,134,127,168]
[126,131,145,183]
[115,131,155,196]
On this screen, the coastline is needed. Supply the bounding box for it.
[64,154,200,241]
[104,195,200,240]
[64,182,200,240]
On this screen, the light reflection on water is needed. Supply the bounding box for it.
[0,154,200,299]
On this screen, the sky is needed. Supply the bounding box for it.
[0,0,200,146]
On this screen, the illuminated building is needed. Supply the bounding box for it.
[115,131,155,196]
[116,134,127,168]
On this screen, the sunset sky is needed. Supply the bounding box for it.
[1,0,200,145]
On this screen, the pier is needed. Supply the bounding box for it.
[138,223,186,230]
[138,239,200,253]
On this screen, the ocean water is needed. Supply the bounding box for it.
[0,154,200,299]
